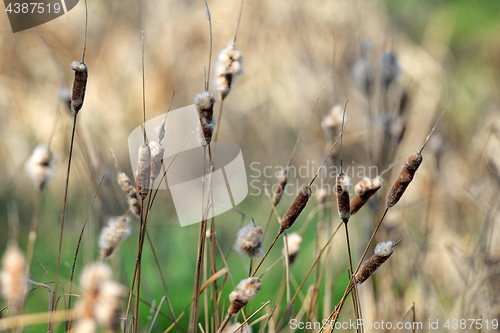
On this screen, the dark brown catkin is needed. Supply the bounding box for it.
[355,241,394,284]
[280,185,312,232]
[194,91,216,146]
[336,172,351,222]
[272,169,288,206]
[350,176,382,215]
[117,173,142,217]
[136,144,151,199]
[386,152,422,208]
[70,61,88,114]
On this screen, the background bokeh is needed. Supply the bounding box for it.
[1,0,500,331]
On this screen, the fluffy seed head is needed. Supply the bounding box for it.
[149,141,165,180]
[354,176,381,195]
[194,91,216,146]
[72,319,96,333]
[99,216,131,261]
[94,280,124,330]
[228,277,262,314]
[25,145,55,192]
[355,241,394,284]
[316,188,328,203]
[222,323,251,333]
[350,176,382,215]
[321,105,343,137]
[0,243,27,309]
[234,223,264,259]
[284,232,302,265]
[70,61,88,114]
[336,172,351,221]
[77,263,112,319]
[136,144,151,199]
[128,196,141,217]
[280,185,312,232]
[214,40,243,99]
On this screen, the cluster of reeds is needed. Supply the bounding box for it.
[0,1,460,333]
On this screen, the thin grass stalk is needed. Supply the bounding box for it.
[274,222,343,332]
[189,146,211,333]
[133,195,148,333]
[52,112,77,329]
[67,159,113,330]
[283,231,292,320]
[25,192,41,275]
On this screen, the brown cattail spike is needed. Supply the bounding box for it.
[280,185,312,232]
[228,277,262,314]
[194,91,216,146]
[336,172,351,222]
[386,152,422,208]
[273,168,288,206]
[70,61,88,114]
[350,176,382,215]
[355,241,394,284]
[136,144,151,199]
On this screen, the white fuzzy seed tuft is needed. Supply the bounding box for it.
[374,241,393,257]
[25,145,55,192]
[234,223,264,259]
[0,243,27,309]
[99,216,131,261]
[214,40,243,99]
[228,277,262,314]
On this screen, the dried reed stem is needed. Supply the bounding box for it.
[52,112,78,329]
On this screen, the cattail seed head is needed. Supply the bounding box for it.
[127,196,141,217]
[222,323,251,333]
[355,241,394,284]
[316,188,328,203]
[228,277,262,314]
[234,223,264,259]
[149,141,164,180]
[194,91,216,146]
[77,263,112,319]
[99,216,131,261]
[76,263,124,332]
[336,172,351,222]
[136,143,151,199]
[381,52,400,90]
[117,173,133,193]
[386,152,422,208]
[273,169,288,206]
[321,105,343,139]
[25,145,55,192]
[117,172,142,217]
[94,280,124,331]
[214,40,243,100]
[72,319,96,333]
[350,176,382,215]
[0,243,27,309]
[70,61,88,114]
[280,185,312,232]
[284,232,302,265]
